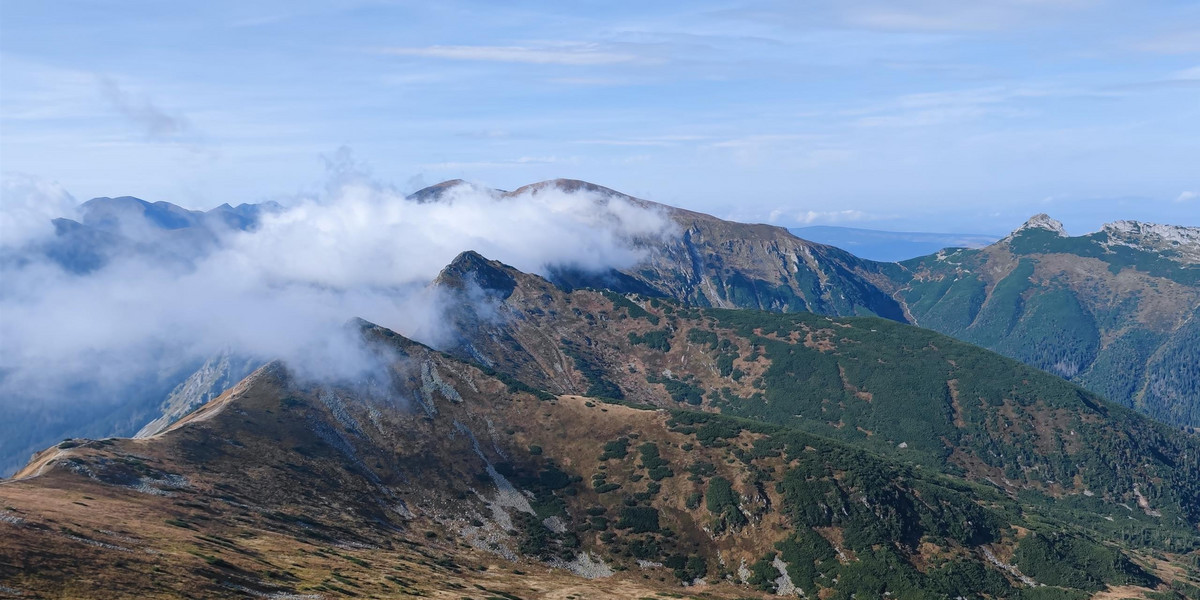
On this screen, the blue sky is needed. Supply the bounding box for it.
[1,0,1198,234]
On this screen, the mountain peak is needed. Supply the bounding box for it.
[506,178,628,200]
[80,195,149,208]
[407,180,502,203]
[433,251,519,299]
[79,195,204,231]
[407,179,467,203]
[1013,213,1067,237]
[1101,220,1200,262]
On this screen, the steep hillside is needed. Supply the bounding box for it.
[134,352,262,438]
[424,181,1200,429]
[433,251,1200,545]
[894,215,1200,427]
[425,179,909,321]
[3,313,1195,599]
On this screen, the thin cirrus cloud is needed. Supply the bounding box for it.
[844,2,1085,32]
[98,76,191,141]
[768,208,876,224]
[723,0,1097,33]
[795,209,873,224]
[420,156,573,170]
[1134,29,1200,54]
[1171,66,1200,80]
[375,44,645,66]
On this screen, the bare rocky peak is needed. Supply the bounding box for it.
[1010,213,1068,237]
[1102,220,1200,262]
[433,250,520,299]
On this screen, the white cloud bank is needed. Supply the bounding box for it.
[0,173,78,248]
[0,173,676,410]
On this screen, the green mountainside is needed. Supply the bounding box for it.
[479,181,1200,429]
[496,179,908,321]
[894,216,1200,427]
[435,252,1200,540]
[3,253,1199,598]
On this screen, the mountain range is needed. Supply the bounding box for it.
[2,250,1198,598]
[2,179,1199,598]
[503,181,1200,430]
[5,180,1199,474]
[5,180,1199,475]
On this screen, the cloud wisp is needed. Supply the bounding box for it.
[764,207,881,225]
[376,44,644,65]
[1133,29,1200,55]
[99,77,191,141]
[0,173,78,249]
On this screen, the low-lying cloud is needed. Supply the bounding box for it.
[0,171,676,420]
[0,174,78,249]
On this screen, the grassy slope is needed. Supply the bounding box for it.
[434,258,1200,550]
[3,321,1194,599]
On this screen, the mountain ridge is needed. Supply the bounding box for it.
[422,178,912,321]
[3,253,1198,598]
[431,250,1200,512]
[897,215,1200,426]
[5,179,1197,481]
